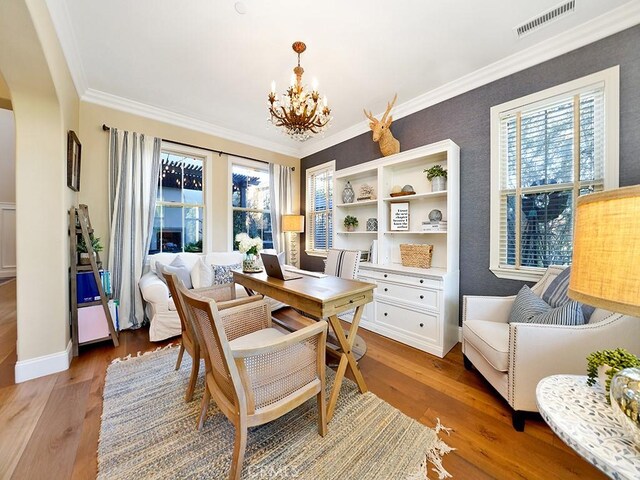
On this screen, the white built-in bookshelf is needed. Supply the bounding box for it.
[333,140,460,357]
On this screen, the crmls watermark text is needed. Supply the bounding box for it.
[245,464,301,478]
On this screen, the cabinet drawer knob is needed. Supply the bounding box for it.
[419,323,424,327]
[384,312,388,317]
[419,279,424,284]
[419,295,424,299]
[384,274,388,278]
[384,288,388,292]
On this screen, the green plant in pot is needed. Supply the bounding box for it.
[77,235,103,265]
[586,348,640,401]
[423,165,447,192]
[343,215,359,232]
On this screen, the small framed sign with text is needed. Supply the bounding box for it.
[390,202,410,231]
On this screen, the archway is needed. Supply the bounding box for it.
[0,0,78,382]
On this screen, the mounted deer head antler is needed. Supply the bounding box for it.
[363,94,400,157]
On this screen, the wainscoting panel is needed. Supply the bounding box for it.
[0,203,16,278]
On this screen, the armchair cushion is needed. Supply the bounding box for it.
[463,320,509,371]
[191,257,213,289]
[229,328,285,350]
[509,286,551,323]
[158,256,193,289]
[541,266,596,320]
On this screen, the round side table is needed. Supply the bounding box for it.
[536,374,640,480]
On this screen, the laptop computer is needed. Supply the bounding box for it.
[261,252,303,280]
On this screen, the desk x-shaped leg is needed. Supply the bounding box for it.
[326,304,368,421]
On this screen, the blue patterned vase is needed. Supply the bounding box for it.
[342,181,355,204]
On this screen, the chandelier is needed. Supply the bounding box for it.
[268,41,332,142]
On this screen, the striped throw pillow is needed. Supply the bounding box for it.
[510,285,585,325]
[509,286,551,323]
[542,267,596,320]
[529,300,585,326]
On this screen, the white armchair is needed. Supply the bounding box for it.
[462,265,640,431]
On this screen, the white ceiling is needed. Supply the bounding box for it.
[46,0,640,157]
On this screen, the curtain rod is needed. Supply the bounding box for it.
[101,123,294,170]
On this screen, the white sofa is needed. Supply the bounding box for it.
[139,251,287,341]
[462,265,640,431]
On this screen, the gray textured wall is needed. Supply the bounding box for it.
[300,25,640,311]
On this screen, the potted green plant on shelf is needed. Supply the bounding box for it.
[344,215,359,232]
[424,165,447,192]
[587,348,640,401]
[77,235,103,265]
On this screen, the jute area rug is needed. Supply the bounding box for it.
[99,346,453,479]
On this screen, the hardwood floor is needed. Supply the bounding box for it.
[0,283,605,479]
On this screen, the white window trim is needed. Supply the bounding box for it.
[228,156,271,251]
[489,66,620,282]
[157,142,213,252]
[305,160,335,257]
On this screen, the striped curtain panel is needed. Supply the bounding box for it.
[107,129,161,329]
[269,163,293,259]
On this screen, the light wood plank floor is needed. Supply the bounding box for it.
[0,283,604,479]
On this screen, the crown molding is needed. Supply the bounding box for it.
[82,89,300,158]
[299,1,640,158]
[44,0,88,96]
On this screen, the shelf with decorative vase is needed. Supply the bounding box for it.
[336,199,378,208]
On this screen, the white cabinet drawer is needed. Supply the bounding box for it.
[359,269,442,289]
[377,280,439,309]
[376,301,439,344]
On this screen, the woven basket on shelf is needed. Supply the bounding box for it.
[399,244,433,269]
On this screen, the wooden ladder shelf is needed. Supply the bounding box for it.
[69,204,119,356]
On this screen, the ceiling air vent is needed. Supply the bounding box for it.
[515,0,576,38]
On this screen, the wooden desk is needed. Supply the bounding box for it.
[233,270,375,421]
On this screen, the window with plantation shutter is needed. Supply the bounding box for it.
[490,67,619,281]
[306,161,335,255]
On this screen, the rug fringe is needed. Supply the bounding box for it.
[426,418,454,479]
[109,342,177,365]
[435,417,453,436]
[407,418,454,480]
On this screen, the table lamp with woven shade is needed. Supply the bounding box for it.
[282,214,305,234]
[568,185,640,316]
[569,185,640,446]
[282,215,304,267]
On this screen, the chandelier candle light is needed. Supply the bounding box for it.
[268,41,332,141]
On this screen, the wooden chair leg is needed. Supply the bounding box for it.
[229,418,248,480]
[185,355,200,402]
[197,387,210,430]
[317,389,327,437]
[175,344,185,370]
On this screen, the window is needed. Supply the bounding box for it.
[490,67,619,281]
[306,161,335,255]
[150,147,206,254]
[231,160,272,249]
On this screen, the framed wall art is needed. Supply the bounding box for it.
[67,130,81,192]
[390,202,410,231]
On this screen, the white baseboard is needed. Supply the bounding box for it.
[14,340,72,383]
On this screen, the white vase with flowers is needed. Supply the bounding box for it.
[235,233,263,272]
